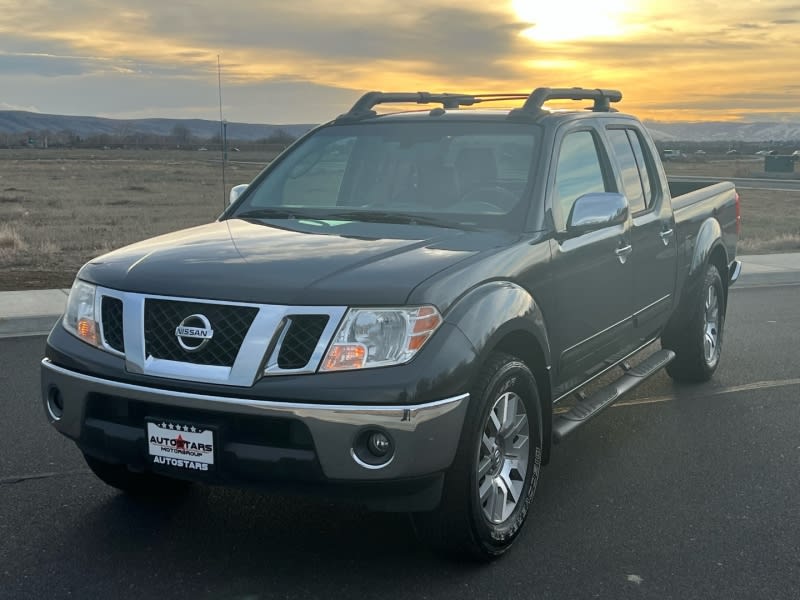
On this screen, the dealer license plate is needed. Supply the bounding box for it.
[146,420,215,472]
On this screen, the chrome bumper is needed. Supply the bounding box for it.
[41,359,469,481]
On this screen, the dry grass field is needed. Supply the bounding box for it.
[0,150,798,290]
[665,159,800,255]
[0,149,268,290]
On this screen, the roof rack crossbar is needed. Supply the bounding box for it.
[519,87,623,114]
[338,92,532,120]
[337,87,623,122]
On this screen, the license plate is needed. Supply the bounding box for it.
[146,420,215,472]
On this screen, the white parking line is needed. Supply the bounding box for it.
[613,377,800,408]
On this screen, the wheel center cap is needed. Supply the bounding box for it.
[490,446,504,473]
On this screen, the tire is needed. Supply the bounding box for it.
[84,454,193,497]
[663,263,726,383]
[413,352,543,560]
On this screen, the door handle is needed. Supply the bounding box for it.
[659,228,674,246]
[615,244,633,264]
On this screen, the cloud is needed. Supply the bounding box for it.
[0,71,361,123]
[0,0,799,121]
[0,101,40,112]
[0,53,90,77]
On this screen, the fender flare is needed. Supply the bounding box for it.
[445,280,554,461]
[666,217,729,337]
[445,281,551,368]
[689,217,727,281]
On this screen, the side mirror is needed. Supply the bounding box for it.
[229,184,249,205]
[566,192,629,236]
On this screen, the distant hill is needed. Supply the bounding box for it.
[1,110,800,143]
[0,110,314,141]
[644,121,800,143]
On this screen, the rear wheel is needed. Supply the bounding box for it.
[413,352,543,560]
[84,454,192,496]
[663,263,726,382]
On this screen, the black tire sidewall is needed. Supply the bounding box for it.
[663,263,726,382]
[466,356,543,555]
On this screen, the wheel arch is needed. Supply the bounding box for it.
[708,243,730,310]
[491,329,553,464]
[677,217,729,320]
[444,281,554,463]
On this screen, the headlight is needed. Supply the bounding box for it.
[321,306,442,372]
[63,280,100,347]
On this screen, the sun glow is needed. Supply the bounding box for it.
[512,0,631,42]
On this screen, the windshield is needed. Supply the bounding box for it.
[230,120,540,230]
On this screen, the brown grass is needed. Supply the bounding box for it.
[737,188,800,253]
[0,150,797,290]
[0,223,28,254]
[0,148,270,290]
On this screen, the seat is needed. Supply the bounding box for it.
[454,147,498,198]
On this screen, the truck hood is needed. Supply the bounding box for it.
[79,218,512,306]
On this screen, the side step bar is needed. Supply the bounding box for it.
[552,349,675,443]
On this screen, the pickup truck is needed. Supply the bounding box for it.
[41,87,741,560]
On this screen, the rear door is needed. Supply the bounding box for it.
[605,125,678,343]
[548,124,636,391]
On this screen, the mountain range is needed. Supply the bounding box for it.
[1,110,799,143]
[644,121,800,143]
[0,111,313,141]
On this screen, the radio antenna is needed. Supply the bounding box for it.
[217,55,227,209]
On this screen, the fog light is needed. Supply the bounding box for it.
[368,431,391,457]
[352,428,395,469]
[47,386,64,421]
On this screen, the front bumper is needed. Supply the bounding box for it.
[41,359,469,485]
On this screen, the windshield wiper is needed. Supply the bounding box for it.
[235,207,328,220]
[328,211,471,230]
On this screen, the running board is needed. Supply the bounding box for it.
[552,349,675,443]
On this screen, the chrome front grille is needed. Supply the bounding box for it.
[277,315,330,369]
[91,286,346,387]
[144,299,258,367]
[100,296,125,353]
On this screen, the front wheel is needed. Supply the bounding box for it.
[413,352,543,560]
[663,263,726,382]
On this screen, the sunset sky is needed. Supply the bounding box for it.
[0,0,798,124]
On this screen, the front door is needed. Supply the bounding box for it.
[548,128,636,392]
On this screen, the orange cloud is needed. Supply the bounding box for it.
[0,0,797,122]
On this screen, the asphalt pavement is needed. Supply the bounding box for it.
[1,278,799,598]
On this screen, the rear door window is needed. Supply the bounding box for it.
[607,129,646,214]
[626,130,656,209]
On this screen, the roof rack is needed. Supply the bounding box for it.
[336,87,623,122]
[337,92,531,121]
[510,87,622,117]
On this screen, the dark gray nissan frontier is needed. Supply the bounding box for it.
[42,87,741,559]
